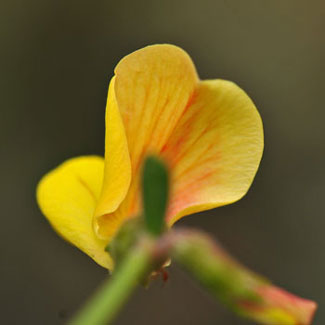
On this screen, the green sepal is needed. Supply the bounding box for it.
[142,156,169,236]
[106,218,143,267]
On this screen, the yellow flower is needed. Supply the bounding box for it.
[37,44,263,269]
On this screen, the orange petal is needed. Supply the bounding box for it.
[162,79,264,225]
[95,44,198,240]
[114,44,198,169]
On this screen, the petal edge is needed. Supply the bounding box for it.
[163,79,264,225]
[37,156,112,269]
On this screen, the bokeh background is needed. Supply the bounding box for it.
[1,1,324,324]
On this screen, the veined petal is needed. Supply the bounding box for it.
[114,44,198,167]
[95,44,198,240]
[37,156,112,269]
[162,79,264,225]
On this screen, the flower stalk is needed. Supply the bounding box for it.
[70,240,154,325]
[70,226,317,325]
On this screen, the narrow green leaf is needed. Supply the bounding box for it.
[142,155,169,236]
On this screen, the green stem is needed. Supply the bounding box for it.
[69,246,152,325]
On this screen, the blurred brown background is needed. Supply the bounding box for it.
[1,1,324,324]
